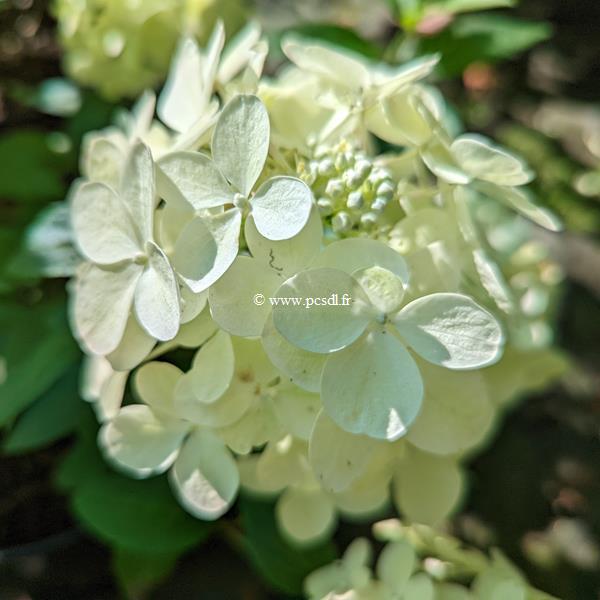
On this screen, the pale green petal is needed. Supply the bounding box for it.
[231,335,279,384]
[313,238,409,284]
[175,376,251,427]
[71,182,140,264]
[80,355,113,403]
[472,249,516,314]
[276,487,337,545]
[73,262,142,355]
[107,313,155,371]
[272,268,371,354]
[282,37,370,91]
[256,436,310,490]
[251,176,313,241]
[133,361,182,416]
[321,329,423,441]
[436,583,474,600]
[157,152,233,210]
[407,362,494,455]
[157,36,207,133]
[393,447,464,526]
[99,405,188,478]
[238,454,285,496]
[218,397,281,454]
[95,370,128,422]
[134,241,181,341]
[169,430,239,520]
[172,209,241,293]
[404,573,436,600]
[332,462,391,518]
[245,205,323,278]
[452,134,533,187]
[180,330,234,404]
[394,293,504,370]
[211,94,269,196]
[309,410,378,492]
[476,182,563,232]
[273,384,321,440]
[209,256,280,337]
[376,540,415,593]
[261,314,327,392]
[421,137,471,185]
[367,92,432,147]
[173,306,217,348]
[120,142,155,244]
[354,266,406,315]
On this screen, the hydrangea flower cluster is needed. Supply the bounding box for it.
[68,25,565,546]
[305,519,557,599]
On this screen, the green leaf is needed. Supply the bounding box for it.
[3,363,83,454]
[0,130,70,204]
[419,15,552,77]
[0,301,79,426]
[239,495,337,596]
[112,548,178,599]
[423,0,516,15]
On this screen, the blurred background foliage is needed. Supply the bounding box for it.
[0,0,599,598]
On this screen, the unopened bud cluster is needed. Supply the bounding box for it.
[298,141,397,237]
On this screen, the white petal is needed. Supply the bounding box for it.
[321,328,423,441]
[421,137,471,185]
[272,268,371,354]
[393,447,464,526]
[211,94,269,196]
[476,182,563,232]
[99,405,187,478]
[157,151,233,210]
[96,370,128,422]
[282,37,369,91]
[169,430,239,520]
[276,487,337,546]
[120,142,155,244]
[172,209,241,293]
[134,241,181,341]
[82,137,124,188]
[394,293,504,369]
[354,266,406,315]
[179,283,207,324]
[261,314,326,393]
[309,410,378,492]
[209,256,280,337]
[107,313,156,371]
[217,21,262,84]
[407,361,494,455]
[71,182,140,264]
[245,205,323,278]
[251,176,313,241]
[313,238,409,284]
[73,262,142,355]
[452,134,533,187]
[158,36,209,133]
[133,361,182,416]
